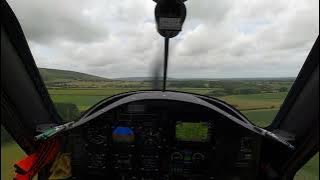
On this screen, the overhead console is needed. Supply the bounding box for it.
[66,92,264,180]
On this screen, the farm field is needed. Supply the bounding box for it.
[220,92,287,110]
[242,109,279,127]
[294,153,319,180]
[1,142,25,180]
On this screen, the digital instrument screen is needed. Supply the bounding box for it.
[175,122,208,142]
[112,127,135,143]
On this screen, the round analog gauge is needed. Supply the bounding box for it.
[171,152,183,160]
[87,127,107,144]
[192,153,205,161]
[142,129,161,145]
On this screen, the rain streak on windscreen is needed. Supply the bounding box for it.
[7,0,319,127]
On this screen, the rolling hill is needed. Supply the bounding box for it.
[114,77,178,81]
[39,68,110,82]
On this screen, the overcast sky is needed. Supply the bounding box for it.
[8,0,319,78]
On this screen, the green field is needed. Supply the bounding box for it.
[220,92,287,111]
[51,95,107,111]
[1,142,25,180]
[243,109,279,127]
[295,153,319,180]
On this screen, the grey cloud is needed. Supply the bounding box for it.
[7,0,319,79]
[186,0,234,24]
[8,0,109,44]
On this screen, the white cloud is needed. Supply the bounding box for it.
[7,0,319,78]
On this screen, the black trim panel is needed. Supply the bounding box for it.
[270,36,319,129]
[1,1,61,124]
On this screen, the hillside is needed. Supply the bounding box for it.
[39,68,110,82]
[114,77,295,82]
[114,77,178,81]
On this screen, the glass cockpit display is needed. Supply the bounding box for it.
[175,122,209,142]
[112,127,135,143]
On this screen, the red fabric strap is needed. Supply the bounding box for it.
[14,138,61,180]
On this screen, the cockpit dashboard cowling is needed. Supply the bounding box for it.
[66,91,263,180]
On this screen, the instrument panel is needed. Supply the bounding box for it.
[69,98,261,180]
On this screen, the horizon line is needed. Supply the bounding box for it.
[38,67,296,80]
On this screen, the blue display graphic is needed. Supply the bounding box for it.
[112,127,135,143]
